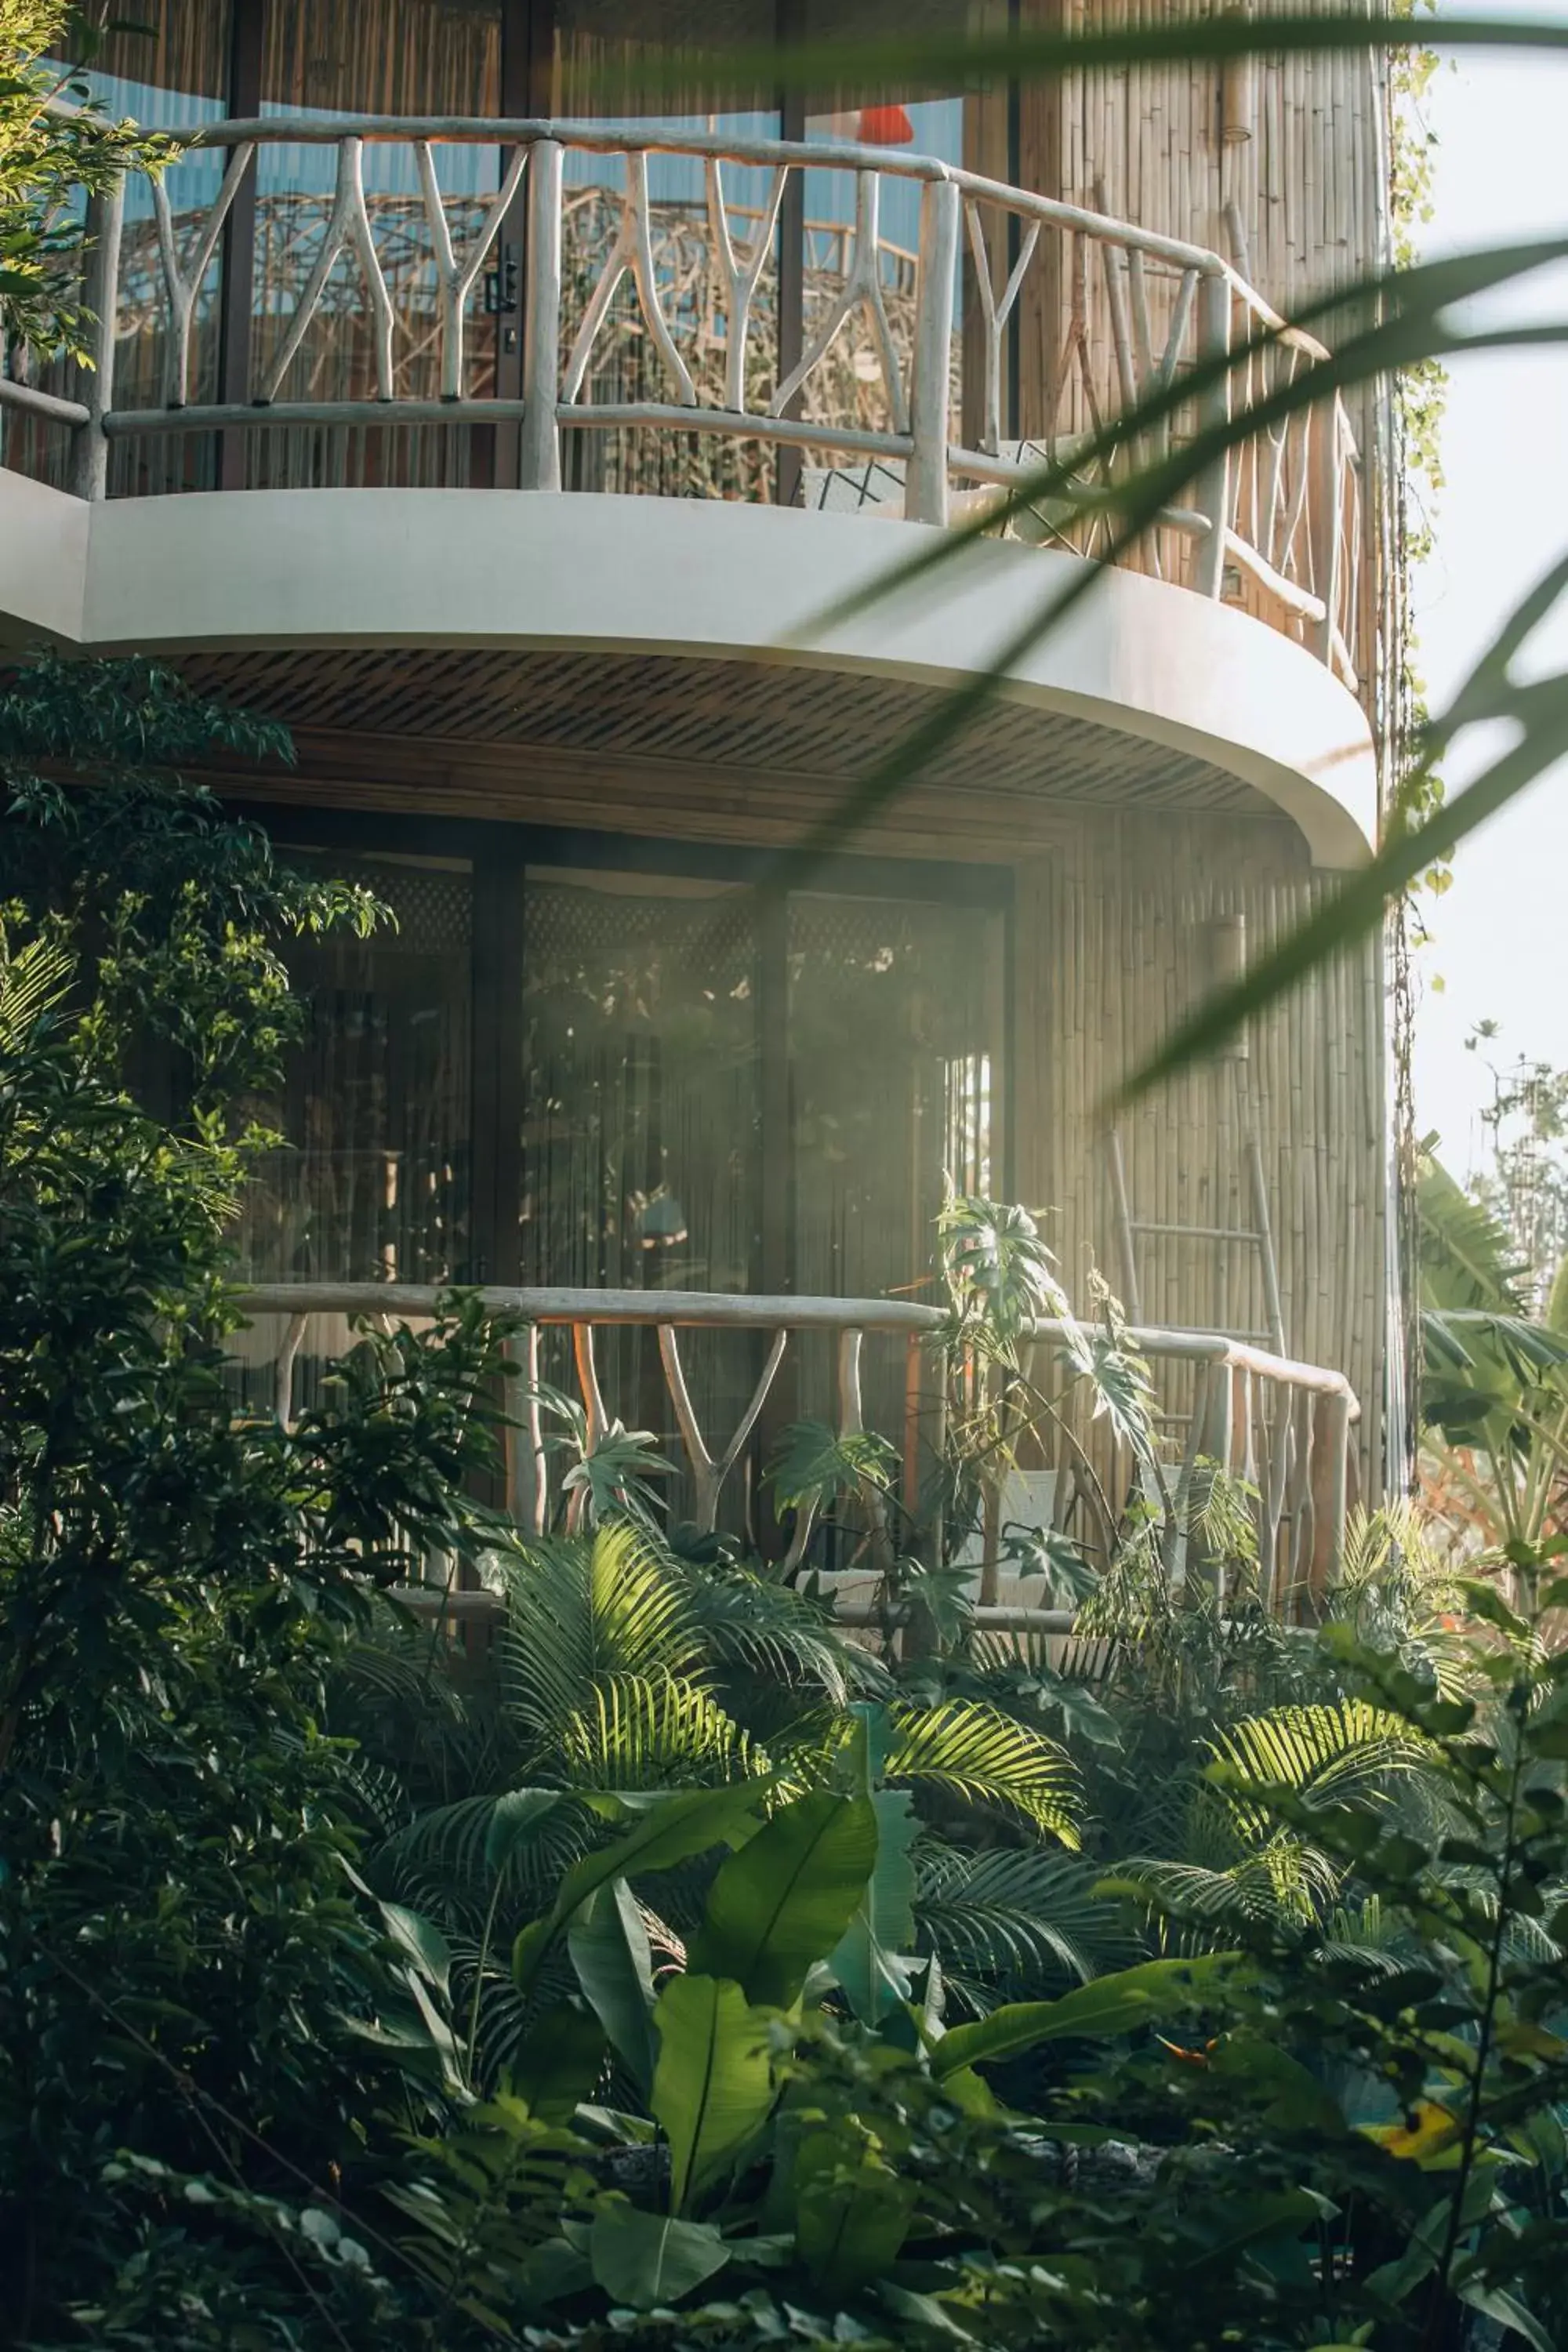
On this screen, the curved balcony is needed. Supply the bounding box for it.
[0,115,1376,862]
[232,1281,1361,1619]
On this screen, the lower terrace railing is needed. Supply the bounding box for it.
[233,1282,1360,1632]
[2,116,1363,694]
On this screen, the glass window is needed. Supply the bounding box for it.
[554,0,782,500]
[521,869,763,1524]
[521,872,761,1294]
[789,893,999,1299]
[235,852,474,1286]
[250,0,503,487]
[13,5,234,494]
[789,892,1001,1437]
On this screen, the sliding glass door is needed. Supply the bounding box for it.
[520,872,762,1294]
[245,844,1001,1302]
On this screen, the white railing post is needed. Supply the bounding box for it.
[1192,267,1231,598]
[519,136,563,492]
[905,175,959,526]
[71,175,125,502]
[1310,396,1345,669]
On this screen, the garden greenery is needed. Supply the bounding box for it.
[0,662,1566,2352]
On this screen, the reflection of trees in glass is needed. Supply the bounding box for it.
[789,898,998,1307]
[235,862,472,1285]
[521,885,760,1295]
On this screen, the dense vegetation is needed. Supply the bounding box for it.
[1,662,1567,2352]
[9,9,1568,2347]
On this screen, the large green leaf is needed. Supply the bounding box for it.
[792,2122,916,2298]
[567,1878,659,2093]
[651,1973,777,2212]
[688,1790,879,2009]
[510,1999,607,2124]
[587,2205,731,2310]
[831,1790,919,2026]
[1417,1156,1530,1316]
[929,1955,1239,2079]
[513,1780,768,1991]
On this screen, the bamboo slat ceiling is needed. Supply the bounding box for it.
[174,644,1284,833]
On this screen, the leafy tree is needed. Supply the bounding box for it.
[2,4,170,358]
[0,659,509,2347]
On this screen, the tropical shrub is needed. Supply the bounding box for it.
[379,1573,1568,2352]
[0,662,506,2345]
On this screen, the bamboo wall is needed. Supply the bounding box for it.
[1012,807,1389,1493]
[1011,0,1388,374]
[992,0,1391,693]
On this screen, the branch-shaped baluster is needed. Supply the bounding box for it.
[1286,1385,1316,1611]
[565,1320,609,1537]
[1258,344,1300,572]
[840,1324,897,1581]
[415,139,528,401]
[769,170,909,434]
[1308,1388,1352,1600]
[782,1324,873,1577]
[1261,1381,1293,1612]
[1161,1362,1210,1589]
[503,1325,548,1536]
[658,1323,789,1534]
[706,158,786,414]
[1093,186,1139,422]
[259,136,397,405]
[1126,245,1155,392]
[1158,267,1199,391]
[963,198,1039,455]
[274,1310,308,1430]
[152,142,254,408]
[561,152,695,407]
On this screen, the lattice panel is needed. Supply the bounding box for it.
[279,851,473,955]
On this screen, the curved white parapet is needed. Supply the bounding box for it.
[0,475,1376,866]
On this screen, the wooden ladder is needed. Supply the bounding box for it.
[1105,1120,1287,1358]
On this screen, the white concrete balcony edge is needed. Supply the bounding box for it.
[0,470,1375,866]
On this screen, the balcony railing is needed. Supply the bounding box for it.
[2,116,1363,694]
[232,1280,1360,1628]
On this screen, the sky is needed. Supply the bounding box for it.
[1406,0,1568,1173]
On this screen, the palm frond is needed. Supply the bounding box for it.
[1417,1154,1531,1316]
[1117,1849,1333,1941]
[376,1788,590,1922]
[1209,1697,1429,1832]
[499,1523,706,1751]
[680,1566,891,1706]
[884,1700,1080,1844]
[913,1843,1136,1994]
[559,1669,760,1791]
[0,928,73,1051]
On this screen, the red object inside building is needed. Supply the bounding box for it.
[858,103,915,144]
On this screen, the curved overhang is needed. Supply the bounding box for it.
[0,472,1375,867]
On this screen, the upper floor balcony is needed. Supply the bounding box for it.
[0,109,1378,864]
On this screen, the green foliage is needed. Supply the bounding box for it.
[688,1791,880,2008]
[2,4,175,356]
[0,661,521,2345]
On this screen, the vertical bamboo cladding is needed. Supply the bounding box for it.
[1011,811,1388,1500]
[1022,0,1385,688]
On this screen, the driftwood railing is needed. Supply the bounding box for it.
[5,115,1362,688]
[232,1282,1359,1626]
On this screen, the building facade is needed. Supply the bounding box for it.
[0,1,1398,1581]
